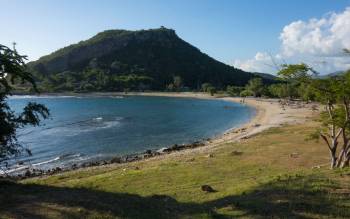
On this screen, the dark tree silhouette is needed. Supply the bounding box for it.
[0,44,49,167]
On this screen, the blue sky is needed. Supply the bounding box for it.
[1,0,350,73]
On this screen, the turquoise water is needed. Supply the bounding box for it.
[7,95,255,171]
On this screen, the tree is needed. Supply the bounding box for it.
[207,86,216,96]
[309,71,350,168]
[240,90,254,97]
[201,83,212,92]
[226,85,244,97]
[0,44,49,167]
[173,76,183,91]
[277,63,317,99]
[245,78,264,97]
[268,84,284,98]
[297,83,315,101]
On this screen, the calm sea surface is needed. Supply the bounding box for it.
[6,95,255,172]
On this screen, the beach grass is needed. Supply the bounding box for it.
[1,121,350,218]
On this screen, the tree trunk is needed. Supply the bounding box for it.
[341,151,350,168]
[336,149,345,168]
[336,130,348,167]
[330,150,337,169]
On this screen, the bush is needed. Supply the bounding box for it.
[240,90,254,97]
[201,83,212,92]
[226,85,244,97]
[207,86,216,96]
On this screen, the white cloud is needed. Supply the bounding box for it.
[233,52,280,73]
[233,7,350,74]
[280,7,350,57]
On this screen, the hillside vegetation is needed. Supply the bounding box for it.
[28,27,273,92]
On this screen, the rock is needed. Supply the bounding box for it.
[17,161,24,165]
[201,185,216,193]
[231,151,243,156]
[169,144,185,151]
[252,124,261,127]
[290,152,299,158]
[24,170,32,177]
[156,147,169,154]
[125,155,139,162]
[190,141,205,148]
[110,157,122,163]
[145,149,152,154]
[143,153,153,158]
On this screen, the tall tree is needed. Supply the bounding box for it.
[277,63,316,99]
[245,78,264,97]
[173,76,183,91]
[310,72,350,168]
[0,44,49,167]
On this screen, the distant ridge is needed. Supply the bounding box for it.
[317,70,346,79]
[28,27,274,92]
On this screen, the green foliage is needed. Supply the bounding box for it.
[0,44,49,165]
[244,78,264,97]
[240,90,254,97]
[166,76,184,92]
[200,83,216,95]
[273,64,317,100]
[267,83,297,99]
[38,67,154,92]
[226,85,244,97]
[319,107,348,130]
[206,86,216,96]
[310,77,344,104]
[201,83,212,92]
[277,63,316,82]
[166,83,175,91]
[307,69,350,168]
[297,83,316,101]
[172,76,183,91]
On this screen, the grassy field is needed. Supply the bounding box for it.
[1,121,350,218]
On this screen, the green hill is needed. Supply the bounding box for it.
[28,27,272,92]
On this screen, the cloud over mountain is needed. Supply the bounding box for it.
[234,7,350,74]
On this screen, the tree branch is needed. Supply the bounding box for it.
[320,133,332,151]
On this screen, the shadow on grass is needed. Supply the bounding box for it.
[0,174,349,219]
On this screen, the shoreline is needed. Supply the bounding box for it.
[5,92,316,178]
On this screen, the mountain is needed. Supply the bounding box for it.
[317,71,346,79]
[252,72,277,81]
[28,27,273,92]
[325,71,346,77]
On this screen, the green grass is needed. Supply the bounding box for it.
[1,122,350,218]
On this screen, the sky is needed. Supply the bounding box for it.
[1,0,350,74]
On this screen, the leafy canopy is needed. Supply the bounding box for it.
[0,44,49,166]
